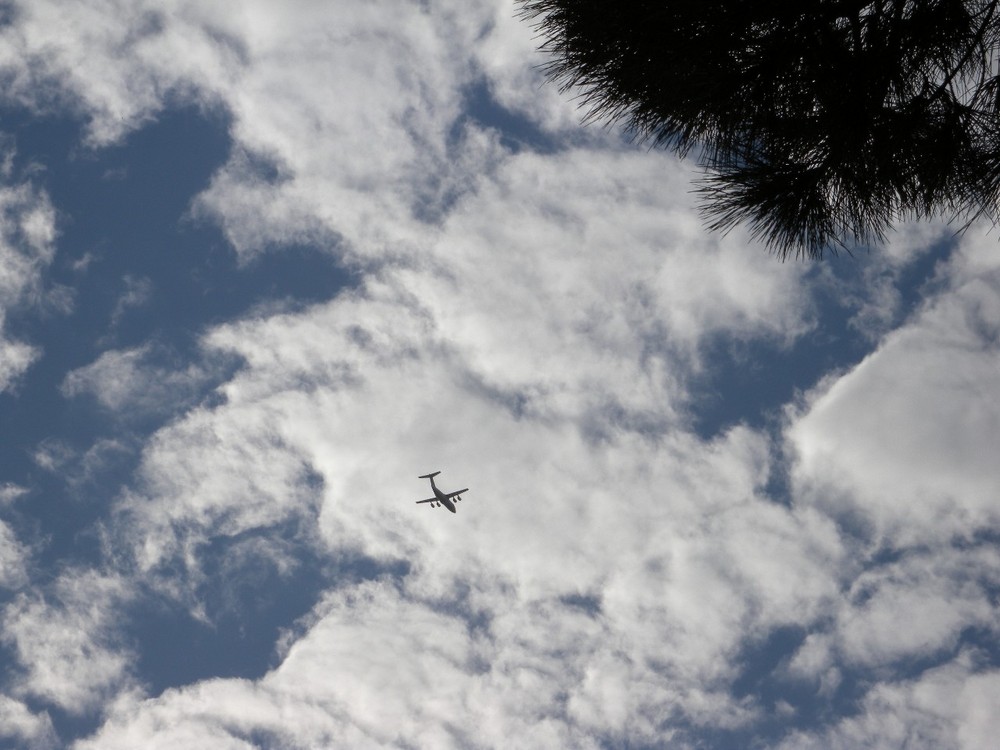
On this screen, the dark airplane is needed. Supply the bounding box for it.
[415,471,469,513]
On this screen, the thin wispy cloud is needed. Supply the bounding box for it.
[0,180,57,392]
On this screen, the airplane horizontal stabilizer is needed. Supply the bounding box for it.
[418,471,441,479]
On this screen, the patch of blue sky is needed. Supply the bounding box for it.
[131,523,327,691]
[132,520,411,696]
[18,702,95,750]
[458,79,560,155]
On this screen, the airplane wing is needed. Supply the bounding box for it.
[446,489,469,498]
[415,498,437,504]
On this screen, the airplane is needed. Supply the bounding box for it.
[415,471,469,514]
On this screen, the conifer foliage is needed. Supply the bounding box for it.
[519,0,1000,258]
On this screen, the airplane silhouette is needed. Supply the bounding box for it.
[415,471,468,513]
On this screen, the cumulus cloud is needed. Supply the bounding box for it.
[779,653,1000,750]
[777,229,1000,746]
[187,0,498,260]
[79,582,605,749]
[88,234,835,748]
[789,232,1000,547]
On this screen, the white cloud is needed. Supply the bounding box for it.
[0,695,58,750]
[786,544,1000,686]
[61,343,220,418]
[789,232,1000,547]
[0,0,236,144]
[0,332,38,392]
[837,222,954,342]
[108,274,153,329]
[1,571,136,714]
[835,547,999,668]
[109,396,320,609]
[31,439,77,473]
[779,653,1000,750]
[777,229,1000,746]
[187,0,495,260]
[0,519,29,590]
[0,180,57,391]
[73,583,670,748]
[469,0,591,136]
[0,483,28,505]
[29,438,133,498]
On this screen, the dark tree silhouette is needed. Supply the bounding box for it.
[518,0,1000,258]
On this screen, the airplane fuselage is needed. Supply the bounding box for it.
[437,494,457,513]
[430,477,457,513]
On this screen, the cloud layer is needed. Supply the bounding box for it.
[0,1,997,748]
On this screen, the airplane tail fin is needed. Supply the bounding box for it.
[418,471,441,479]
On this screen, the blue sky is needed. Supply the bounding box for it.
[0,2,998,748]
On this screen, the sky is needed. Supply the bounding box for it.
[0,1,997,748]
